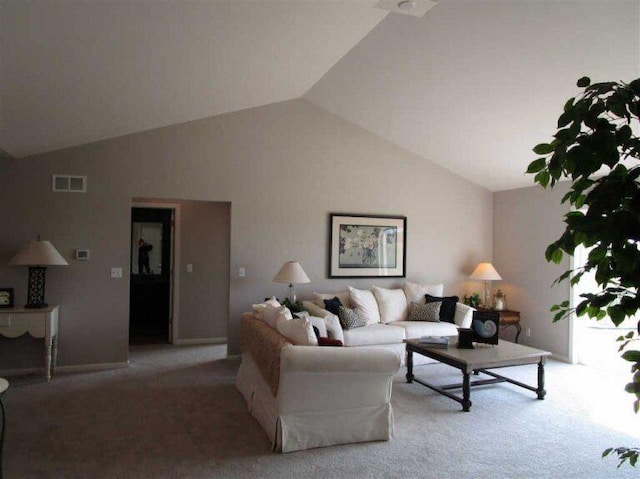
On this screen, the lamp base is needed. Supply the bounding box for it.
[26,266,48,309]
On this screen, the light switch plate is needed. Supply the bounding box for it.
[187,264,193,273]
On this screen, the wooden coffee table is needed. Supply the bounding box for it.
[404,339,551,412]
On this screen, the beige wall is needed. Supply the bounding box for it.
[493,183,571,359]
[0,99,493,365]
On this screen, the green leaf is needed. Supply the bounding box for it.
[533,143,554,155]
[535,170,551,188]
[527,158,547,174]
[577,76,591,88]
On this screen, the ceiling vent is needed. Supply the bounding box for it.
[52,174,87,193]
[376,0,437,17]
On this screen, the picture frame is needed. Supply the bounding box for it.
[0,288,14,309]
[329,213,406,278]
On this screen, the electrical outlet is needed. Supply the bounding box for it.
[111,267,123,278]
[526,327,531,338]
[239,267,246,278]
[187,264,193,273]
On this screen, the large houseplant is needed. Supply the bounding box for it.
[527,76,640,467]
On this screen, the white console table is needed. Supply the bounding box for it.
[0,305,59,380]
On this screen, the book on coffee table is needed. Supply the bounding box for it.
[418,336,450,348]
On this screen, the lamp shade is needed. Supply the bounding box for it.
[469,262,502,281]
[273,261,310,284]
[9,240,69,266]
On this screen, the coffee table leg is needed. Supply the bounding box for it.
[462,372,472,412]
[537,359,546,400]
[406,348,414,383]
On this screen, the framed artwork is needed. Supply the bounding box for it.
[0,288,14,308]
[329,213,406,278]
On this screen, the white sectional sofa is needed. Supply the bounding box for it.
[301,283,474,365]
[236,281,474,452]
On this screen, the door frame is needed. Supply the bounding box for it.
[131,201,181,345]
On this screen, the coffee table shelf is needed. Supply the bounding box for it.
[404,339,551,412]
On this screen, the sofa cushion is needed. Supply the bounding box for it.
[392,320,458,339]
[276,315,318,346]
[251,296,281,319]
[295,312,328,338]
[313,291,353,309]
[263,304,292,329]
[425,295,459,323]
[323,296,343,316]
[338,306,367,330]
[372,286,408,324]
[407,301,440,322]
[404,281,444,304]
[342,323,406,347]
[348,286,381,325]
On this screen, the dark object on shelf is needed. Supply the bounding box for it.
[0,289,13,309]
[458,329,475,349]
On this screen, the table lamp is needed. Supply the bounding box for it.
[273,261,310,303]
[469,262,502,309]
[9,237,68,308]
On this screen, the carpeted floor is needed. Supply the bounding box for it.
[2,344,639,478]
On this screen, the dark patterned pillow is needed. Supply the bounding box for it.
[323,296,343,316]
[338,306,367,330]
[408,301,441,322]
[425,294,459,323]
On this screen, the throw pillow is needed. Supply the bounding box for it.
[372,285,408,323]
[276,317,319,346]
[263,304,292,329]
[313,292,353,309]
[408,301,441,322]
[318,337,344,347]
[251,297,281,319]
[348,286,381,325]
[338,305,367,330]
[323,296,343,316]
[425,294,459,324]
[403,281,444,304]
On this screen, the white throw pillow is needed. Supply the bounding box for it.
[403,281,444,304]
[348,286,381,326]
[263,305,292,329]
[313,292,353,309]
[251,297,281,319]
[372,285,408,324]
[295,311,328,338]
[276,316,318,346]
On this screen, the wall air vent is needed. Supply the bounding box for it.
[52,175,87,193]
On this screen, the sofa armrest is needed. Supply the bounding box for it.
[278,346,400,413]
[454,302,474,329]
[301,301,344,342]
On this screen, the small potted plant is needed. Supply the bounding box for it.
[463,293,481,308]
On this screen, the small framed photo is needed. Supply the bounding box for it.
[0,288,14,309]
[329,213,407,278]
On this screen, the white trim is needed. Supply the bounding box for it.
[131,201,181,345]
[174,337,227,346]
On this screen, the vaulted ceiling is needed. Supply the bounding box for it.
[2,0,638,191]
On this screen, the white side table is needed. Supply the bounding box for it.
[0,306,59,380]
[0,377,8,479]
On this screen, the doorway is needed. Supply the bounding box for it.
[129,207,174,344]
[571,244,637,370]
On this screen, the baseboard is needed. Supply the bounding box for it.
[173,337,227,346]
[551,354,571,364]
[0,367,44,377]
[57,361,130,373]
